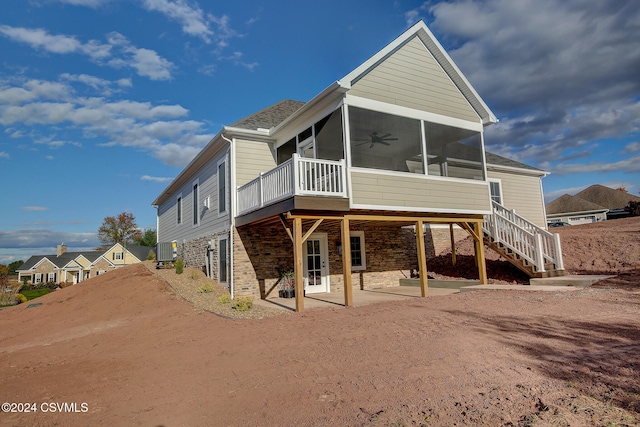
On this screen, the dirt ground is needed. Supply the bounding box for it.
[1,218,639,426]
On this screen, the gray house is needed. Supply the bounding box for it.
[152,21,564,312]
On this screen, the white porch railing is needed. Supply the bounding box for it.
[483,200,564,274]
[237,154,347,216]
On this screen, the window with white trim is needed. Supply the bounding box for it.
[217,159,227,215]
[350,231,366,271]
[34,273,43,284]
[113,252,124,260]
[176,193,183,225]
[193,179,200,226]
[489,179,503,204]
[47,272,56,282]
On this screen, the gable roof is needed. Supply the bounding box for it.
[545,194,609,215]
[574,184,640,210]
[16,247,152,272]
[485,152,545,175]
[339,20,497,125]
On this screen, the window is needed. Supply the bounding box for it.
[113,252,124,260]
[193,180,200,226]
[315,108,344,161]
[218,237,228,283]
[47,272,56,282]
[176,193,182,225]
[218,160,227,215]
[349,107,422,173]
[34,273,42,284]
[489,180,502,205]
[349,231,366,271]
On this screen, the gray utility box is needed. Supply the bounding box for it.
[156,241,177,262]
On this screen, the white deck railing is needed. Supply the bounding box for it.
[483,200,564,273]
[237,154,347,216]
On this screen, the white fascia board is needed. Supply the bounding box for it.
[345,94,483,132]
[486,163,548,177]
[270,81,348,135]
[222,126,272,141]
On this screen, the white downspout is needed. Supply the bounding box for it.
[221,133,234,299]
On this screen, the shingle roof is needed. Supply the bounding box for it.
[545,194,608,215]
[228,99,305,131]
[574,184,640,210]
[485,152,544,173]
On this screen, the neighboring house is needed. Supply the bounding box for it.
[152,21,564,312]
[17,243,153,285]
[546,184,640,224]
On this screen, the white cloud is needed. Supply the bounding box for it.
[141,0,213,42]
[141,175,173,183]
[0,77,211,167]
[0,228,99,249]
[0,151,9,159]
[407,0,640,167]
[0,26,173,80]
[22,206,49,211]
[548,155,640,176]
[622,142,640,153]
[54,0,111,7]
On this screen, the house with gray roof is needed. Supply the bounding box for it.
[152,20,564,312]
[546,184,640,224]
[17,243,153,285]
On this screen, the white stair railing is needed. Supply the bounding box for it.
[484,201,564,273]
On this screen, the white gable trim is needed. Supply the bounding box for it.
[339,21,497,126]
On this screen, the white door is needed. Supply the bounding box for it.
[303,233,329,294]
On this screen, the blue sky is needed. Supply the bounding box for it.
[1,0,639,263]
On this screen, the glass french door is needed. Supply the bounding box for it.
[303,234,329,294]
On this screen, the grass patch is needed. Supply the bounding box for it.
[20,288,51,300]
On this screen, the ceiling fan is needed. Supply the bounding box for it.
[355,131,398,149]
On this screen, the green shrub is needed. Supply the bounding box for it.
[15,293,27,304]
[175,258,184,275]
[147,250,155,261]
[233,296,253,311]
[197,283,214,293]
[218,293,231,304]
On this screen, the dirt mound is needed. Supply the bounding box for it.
[430,216,640,290]
[1,219,639,426]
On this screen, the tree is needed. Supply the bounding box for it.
[98,212,142,248]
[135,229,157,247]
[7,260,24,275]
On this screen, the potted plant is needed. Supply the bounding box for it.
[278,270,295,298]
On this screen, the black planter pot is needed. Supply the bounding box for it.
[279,289,295,299]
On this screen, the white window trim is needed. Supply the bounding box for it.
[34,273,43,283]
[192,178,200,227]
[350,231,366,271]
[488,178,503,205]
[113,251,124,260]
[47,272,56,282]
[218,235,228,283]
[176,192,183,225]
[217,158,227,217]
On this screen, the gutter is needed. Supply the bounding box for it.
[220,133,234,300]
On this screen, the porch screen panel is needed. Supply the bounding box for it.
[349,107,422,173]
[315,108,344,161]
[424,122,484,180]
[277,137,296,164]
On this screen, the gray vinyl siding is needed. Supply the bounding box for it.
[350,170,491,213]
[487,170,546,227]
[349,36,479,123]
[235,139,277,187]
[157,149,231,244]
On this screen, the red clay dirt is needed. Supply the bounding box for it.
[1,218,639,426]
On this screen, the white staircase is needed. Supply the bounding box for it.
[483,201,565,278]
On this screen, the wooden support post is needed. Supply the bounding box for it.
[293,217,304,312]
[341,218,353,307]
[416,220,428,297]
[449,223,457,266]
[473,221,488,284]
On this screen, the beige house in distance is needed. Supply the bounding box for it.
[17,243,153,285]
[153,21,565,312]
